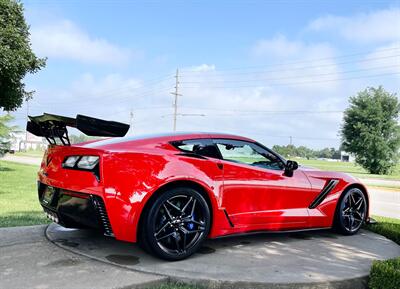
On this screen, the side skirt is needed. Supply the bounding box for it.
[211,226,332,240]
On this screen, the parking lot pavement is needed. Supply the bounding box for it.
[0,226,167,289]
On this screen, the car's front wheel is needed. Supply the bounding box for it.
[334,188,367,235]
[142,187,211,261]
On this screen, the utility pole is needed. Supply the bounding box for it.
[129,109,134,135]
[25,100,29,150]
[289,136,293,145]
[171,68,181,132]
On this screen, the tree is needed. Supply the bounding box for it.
[0,0,46,111]
[69,134,98,144]
[0,114,16,157]
[341,86,400,174]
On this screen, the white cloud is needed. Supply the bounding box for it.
[188,64,216,72]
[251,35,339,91]
[359,43,400,75]
[252,34,303,58]
[308,7,400,43]
[31,20,133,65]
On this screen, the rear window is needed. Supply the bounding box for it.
[171,139,221,159]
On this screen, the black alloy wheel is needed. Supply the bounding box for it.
[142,187,210,260]
[335,188,367,235]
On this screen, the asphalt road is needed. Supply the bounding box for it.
[1,155,399,219]
[369,188,400,219]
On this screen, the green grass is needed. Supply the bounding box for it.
[0,160,48,227]
[297,158,400,181]
[366,216,400,289]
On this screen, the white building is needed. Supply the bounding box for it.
[10,131,47,152]
[340,151,355,162]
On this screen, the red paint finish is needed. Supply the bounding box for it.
[37,133,369,242]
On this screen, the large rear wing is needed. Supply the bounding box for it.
[27,113,130,145]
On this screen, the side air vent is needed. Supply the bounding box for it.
[92,196,114,237]
[309,179,339,209]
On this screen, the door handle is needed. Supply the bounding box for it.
[217,163,223,170]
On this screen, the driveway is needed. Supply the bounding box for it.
[0,226,166,289]
[46,223,400,289]
[1,224,399,289]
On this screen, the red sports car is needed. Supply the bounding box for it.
[29,113,370,260]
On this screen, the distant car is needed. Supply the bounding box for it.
[28,113,370,260]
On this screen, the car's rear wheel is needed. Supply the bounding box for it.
[142,187,211,261]
[334,188,367,235]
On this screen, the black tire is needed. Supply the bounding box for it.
[334,188,367,235]
[137,211,154,255]
[141,187,211,261]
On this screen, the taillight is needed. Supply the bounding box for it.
[62,155,100,181]
[63,156,80,168]
[76,156,99,169]
[62,155,99,169]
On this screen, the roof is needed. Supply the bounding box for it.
[80,131,256,149]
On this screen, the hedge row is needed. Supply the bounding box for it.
[366,216,400,289]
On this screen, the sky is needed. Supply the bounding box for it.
[7,0,400,149]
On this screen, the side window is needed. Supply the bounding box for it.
[171,139,221,159]
[214,139,284,170]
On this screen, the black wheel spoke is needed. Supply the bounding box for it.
[166,200,183,213]
[350,194,356,207]
[190,199,196,216]
[186,228,205,234]
[163,204,174,220]
[156,231,175,241]
[355,210,363,219]
[183,219,203,226]
[181,197,193,213]
[182,230,187,251]
[349,217,354,230]
[155,221,171,237]
[174,232,181,252]
[354,198,362,208]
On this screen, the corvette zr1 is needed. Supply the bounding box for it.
[28,113,370,260]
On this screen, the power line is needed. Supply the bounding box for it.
[180,54,400,78]
[181,47,400,73]
[180,64,400,84]
[180,72,400,89]
[179,108,344,115]
[26,74,174,107]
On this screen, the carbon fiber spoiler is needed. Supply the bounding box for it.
[27,113,130,145]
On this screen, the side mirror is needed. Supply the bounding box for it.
[284,160,298,177]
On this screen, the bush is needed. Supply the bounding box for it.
[366,216,400,246]
[366,216,400,289]
[369,258,400,289]
[367,222,400,245]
